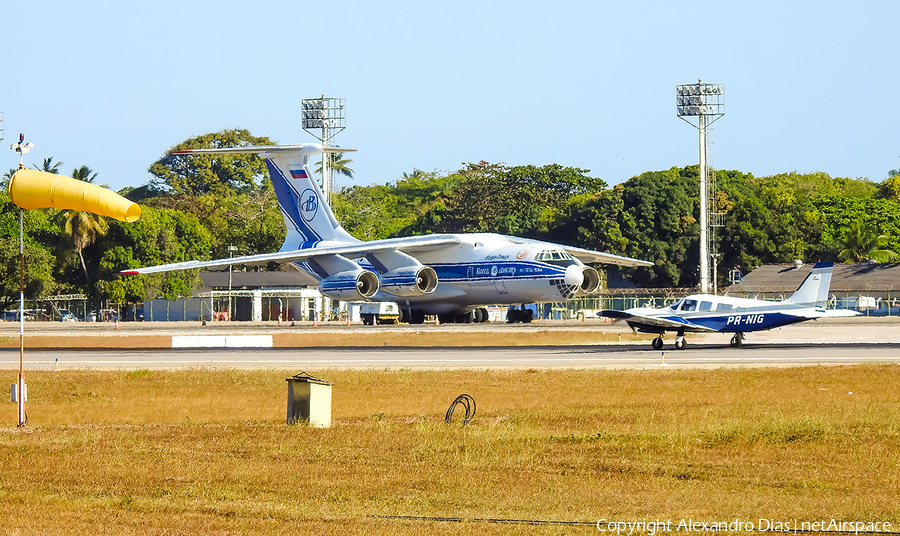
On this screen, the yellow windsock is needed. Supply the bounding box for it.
[8,169,141,222]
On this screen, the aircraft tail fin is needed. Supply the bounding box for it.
[785,261,833,306]
[170,144,358,250]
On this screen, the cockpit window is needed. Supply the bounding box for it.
[537,250,574,262]
[680,299,698,312]
[670,299,683,310]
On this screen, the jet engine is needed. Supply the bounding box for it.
[379,266,439,297]
[318,269,380,300]
[573,266,602,296]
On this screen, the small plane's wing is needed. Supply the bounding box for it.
[600,310,717,332]
[500,236,654,267]
[121,235,463,275]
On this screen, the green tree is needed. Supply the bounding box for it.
[33,157,62,174]
[879,175,900,201]
[314,151,355,180]
[96,205,214,301]
[406,162,604,237]
[58,166,108,285]
[148,129,275,195]
[70,165,107,187]
[835,221,898,263]
[1,168,18,190]
[0,189,60,308]
[0,237,55,311]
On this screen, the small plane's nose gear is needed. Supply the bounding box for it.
[652,336,664,350]
[730,333,744,347]
[674,335,686,350]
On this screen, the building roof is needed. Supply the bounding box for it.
[727,262,900,293]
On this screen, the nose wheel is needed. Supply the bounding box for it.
[652,337,664,350]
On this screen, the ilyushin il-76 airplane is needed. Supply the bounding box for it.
[122,143,653,323]
[600,261,860,349]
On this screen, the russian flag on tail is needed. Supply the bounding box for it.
[290,169,308,179]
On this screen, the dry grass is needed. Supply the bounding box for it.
[1,366,899,534]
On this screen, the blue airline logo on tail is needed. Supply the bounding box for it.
[300,188,318,222]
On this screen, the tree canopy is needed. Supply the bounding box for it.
[148,129,275,195]
[4,128,899,314]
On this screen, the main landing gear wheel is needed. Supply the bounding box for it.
[674,337,686,350]
[730,333,744,347]
[652,337,664,350]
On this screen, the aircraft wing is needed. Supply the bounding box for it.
[121,235,463,275]
[500,236,654,267]
[600,310,717,332]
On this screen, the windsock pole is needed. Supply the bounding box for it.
[17,208,25,427]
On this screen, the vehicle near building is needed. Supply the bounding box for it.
[359,302,401,325]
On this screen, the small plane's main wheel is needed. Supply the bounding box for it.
[652,337,664,350]
[730,333,744,347]
[675,337,686,350]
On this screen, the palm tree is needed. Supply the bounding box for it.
[314,152,355,179]
[59,165,108,284]
[70,165,108,187]
[34,157,62,174]
[1,168,17,190]
[836,221,898,263]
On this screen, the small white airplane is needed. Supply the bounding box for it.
[600,261,860,349]
[122,143,653,323]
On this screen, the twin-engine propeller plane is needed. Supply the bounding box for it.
[122,143,653,323]
[600,261,860,349]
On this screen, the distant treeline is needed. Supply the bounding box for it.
[2,129,898,311]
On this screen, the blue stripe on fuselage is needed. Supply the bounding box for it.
[688,312,806,332]
[429,260,566,282]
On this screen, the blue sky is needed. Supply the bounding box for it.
[2,1,898,193]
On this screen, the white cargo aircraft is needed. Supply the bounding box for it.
[122,143,653,323]
[600,261,860,349]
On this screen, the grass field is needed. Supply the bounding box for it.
[1,365,899,534]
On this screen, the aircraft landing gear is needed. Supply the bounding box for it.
[652,336,664,350]
[674,336,686,350]
[730,333,744,347]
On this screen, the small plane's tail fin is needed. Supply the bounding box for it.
[170,144,359,250]
[785,261,833,306]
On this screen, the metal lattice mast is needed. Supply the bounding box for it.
[676,80,724,294]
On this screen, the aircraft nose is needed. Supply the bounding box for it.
[564,265,584,287]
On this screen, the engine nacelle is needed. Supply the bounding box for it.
[573,266,602,296]
[378,266,439,297]
[317,269,380,300]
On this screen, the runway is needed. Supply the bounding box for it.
[3,342,899,370]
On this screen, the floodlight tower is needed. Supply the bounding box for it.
[301,95,346,205]
[676,80,724,294]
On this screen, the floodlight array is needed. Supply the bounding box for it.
[301,97,346,134]
[675,83,724,117]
